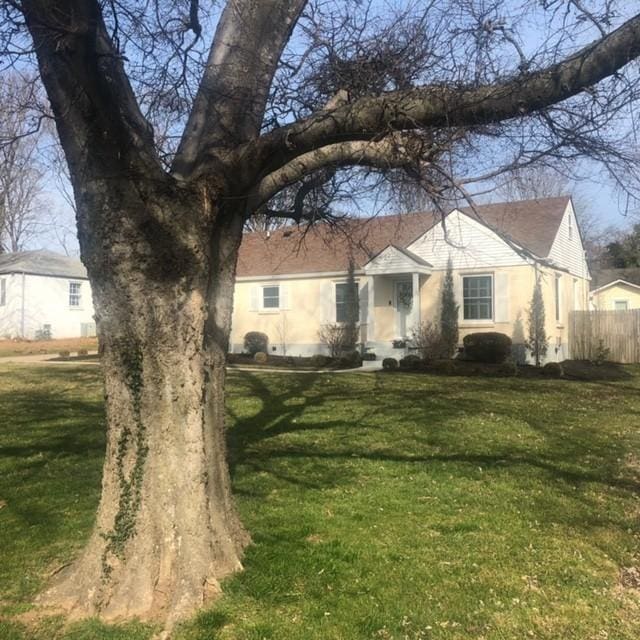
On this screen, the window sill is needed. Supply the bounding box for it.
[460,321,495,328]
[258,309,280,315]
[68,307,84,311]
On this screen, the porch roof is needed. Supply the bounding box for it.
[363,244,432,276]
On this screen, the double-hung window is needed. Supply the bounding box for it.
[69,281,82,307]
[0,278,5,306]
[262,285,279,310]
[335,282,358,323]
[462,275,493,321]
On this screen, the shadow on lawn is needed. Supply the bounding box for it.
[227,369,640,533]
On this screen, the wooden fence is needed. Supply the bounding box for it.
[569,309,640,363]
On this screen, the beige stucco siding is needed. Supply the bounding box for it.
[421,265,537,346]
[232,277,323,354]
[230,264,590,360]
[591,283,640,310]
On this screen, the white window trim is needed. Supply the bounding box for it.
[461,273,494,324]
[68,280,83,309]
[259,283,280,313]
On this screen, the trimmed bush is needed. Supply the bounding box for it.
[338,350,362,368]
[244,331,269,355]
[542,361,564,377]
[399,354,422,370]
[309,354,330,368]
[382,357,398,371]
[78,348,89,356]
[429,359,456,375]
[496,359,518,377]
[253,351,268,364]
[463,332,512,364]
[58,350,70,359]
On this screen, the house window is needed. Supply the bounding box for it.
[69,281,82,307]
[555,274,561,322]
[463,275,493,320]
[568,214,573,240]
[335,282,358,323]
[262,285,279,309]
[614,300,629,311]
[0,278,5,306]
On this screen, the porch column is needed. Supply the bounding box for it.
[367,275,375,343]
[411,272,421,332]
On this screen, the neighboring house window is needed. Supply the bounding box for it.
[69,281,82,307]
[614,300,629,311]
[262,285,279,309]
[555,274,561,322]
[0,278,5,306]
[463,275,493,320]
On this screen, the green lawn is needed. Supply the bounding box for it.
[1,365,639,639]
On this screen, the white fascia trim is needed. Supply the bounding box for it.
[590,279,640,295]
[236,269,365,282]
[236,270,364,282]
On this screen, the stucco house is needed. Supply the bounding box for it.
[590,269,640,310]
[0,250,96,339]
[231,196,591,362]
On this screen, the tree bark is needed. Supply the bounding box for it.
[38,180,249,629]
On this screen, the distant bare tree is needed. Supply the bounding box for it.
[0,76,47,252]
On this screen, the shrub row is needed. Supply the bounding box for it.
[383,356,518,377]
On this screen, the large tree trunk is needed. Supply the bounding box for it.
[38,182,249,630]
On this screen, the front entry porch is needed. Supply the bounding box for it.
[361,245,432,359]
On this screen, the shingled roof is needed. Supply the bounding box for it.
[236,196,571,277]
[591,268,640,291]
[0,250,88,279]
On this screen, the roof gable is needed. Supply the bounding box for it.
[591,279,640,294]
[591,268,640,290]
[364,244,432,275]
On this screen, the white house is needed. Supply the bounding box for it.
[0,250,96,339]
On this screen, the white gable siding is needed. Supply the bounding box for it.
[407,210,529,270]
[364,246,429,275]
[546,201,590,279]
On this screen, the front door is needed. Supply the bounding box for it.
[394,280,413,337]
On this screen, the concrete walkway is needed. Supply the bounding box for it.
[0,351,100,365]
[0,352,383,372]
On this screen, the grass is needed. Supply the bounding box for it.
[0,364,639,639]
[0,337,98,358]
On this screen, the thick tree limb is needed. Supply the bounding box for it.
[21,0,162,181]
[236,11,640,185]
[172,0,307,178]
[248,136,425,211]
